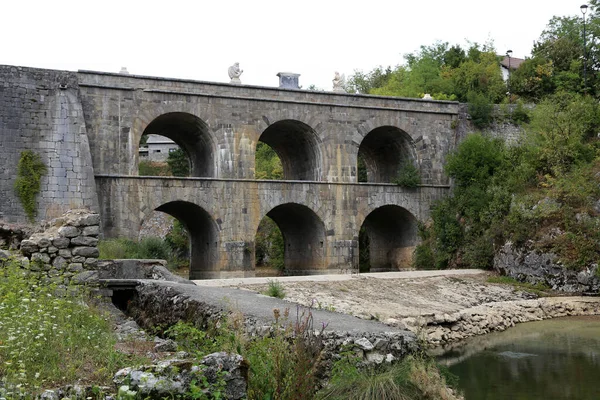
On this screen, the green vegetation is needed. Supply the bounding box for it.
[254,142,286,273]
[487,275,551,296]
[317,355,459,400]
[167,148,190,177]
[255,142,283,180]
[394,162,421,188]
[263,279,286,299]
[414,91,600,271]
[138,160,171,176]
[98,236,186,270]
[14,150,47,222]
[0,258,139,394]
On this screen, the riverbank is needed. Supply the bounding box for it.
[225,271,600,346]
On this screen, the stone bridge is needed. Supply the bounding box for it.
[1,66,461,278]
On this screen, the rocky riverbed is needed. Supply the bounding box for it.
[230,272,600,346]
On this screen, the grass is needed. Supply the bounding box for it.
[316,355,460,400]
[487,275,551,296]
[0,258,142,396]
[263,279,286,299]
[98,237,185,271]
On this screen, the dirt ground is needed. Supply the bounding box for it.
[229,272,535,324]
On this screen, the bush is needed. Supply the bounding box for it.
[394,162,421,188]
[264,280,286,299]
[467,91,494,128]
[316,355,460,400]
[138,160,171,176]
[98,237,179,270]
[167,148,190,177]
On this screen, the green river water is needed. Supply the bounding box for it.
[435,315,600,400]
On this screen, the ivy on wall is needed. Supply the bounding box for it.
[14,150,47,222]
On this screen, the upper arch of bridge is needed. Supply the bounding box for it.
[140,112,216,177]
[358,125,418,183]
[257,119,322,181]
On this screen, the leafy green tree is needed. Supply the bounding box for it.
[255,142,283,179]
[345,66,392,94]
[167,148,190,177]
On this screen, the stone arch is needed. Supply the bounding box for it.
[140,112,216,177]
[357,126,418,183]
[359,205,418,271]
[257,119,322,181]
[258,203,326,273]
[151,200,220,279]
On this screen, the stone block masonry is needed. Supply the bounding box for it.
[19,209,101,285]
[0,66,98,224]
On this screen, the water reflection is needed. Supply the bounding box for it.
[435,316,600,400]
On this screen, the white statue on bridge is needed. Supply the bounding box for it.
[228,62,243,84]
[332,71,346,93]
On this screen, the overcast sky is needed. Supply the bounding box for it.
[1,0,585,90]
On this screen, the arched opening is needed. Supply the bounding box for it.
[256,203,326,274]
[140,112,214,177]
[151,201,219,280]
[357,126,417,183]
[359,205,418,272]
[139,134,190,177]
[257,120,321,181]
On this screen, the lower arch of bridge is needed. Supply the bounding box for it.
[258,120,322,181]
[154,201,219,279]
[262,203,326,273]
[360,205,418,272]
[357,126,416,183]
[142,112,215,177]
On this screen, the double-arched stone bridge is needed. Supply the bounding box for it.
[0,66,460,279]
[78,71,458,278]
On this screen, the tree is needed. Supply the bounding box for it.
[167,148,190,177]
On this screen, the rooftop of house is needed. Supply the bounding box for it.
[500,55,525,70]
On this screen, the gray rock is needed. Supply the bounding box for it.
[72,270,99,284]
[31,252,51,264]
[354,337,374,351]
[71,236,99,247]
[52,256,67,269]
[202,352,248,400]
[52,237,70,249]
[0,249,9,260]
[36,237,52,248]
[58,249,72,258]
[47,246,58,254]
[74,214,100,227]
[82,225,100,237]
[20,239,39,255]
[494,242,600,293]
[366,352,385,364]
[58,226,80,238]
[72,246,100,258]
[68,263,83,272]
[84,257,98,268]
[154,338,178,352]
[72,255,86,263]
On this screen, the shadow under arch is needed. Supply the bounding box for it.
[260,203,326,274]
[142,112,215,177]
[257,119,322,181]
[154,201,220,279]
[359,205,418,271]
[357,126,417,183]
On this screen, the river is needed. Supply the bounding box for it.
[435,315,600,399]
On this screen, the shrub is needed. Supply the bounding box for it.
[98,237,179,270]
[394,162,421,188]
[138,160,171,176]
[316,355,459,400]
[167,148,190,177]
[467,91,494,128]
[264,280,286,299]
[13,150,47,222]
